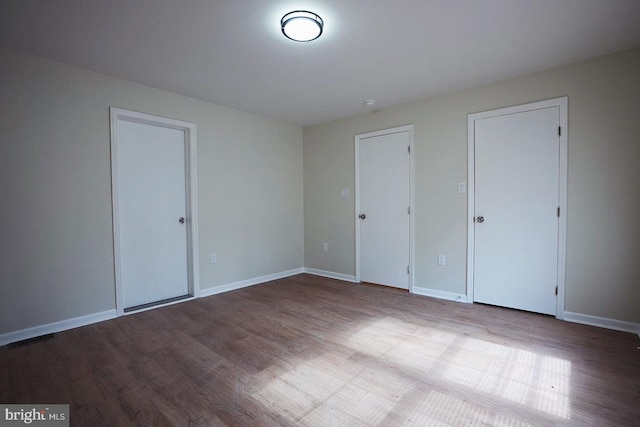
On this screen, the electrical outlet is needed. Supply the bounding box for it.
[438,254,446,266]
[457,182,466,193]
[210,252,217,264]
[341,188,349,198]
[322,243,328,252]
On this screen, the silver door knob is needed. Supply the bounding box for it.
[359,213,366,220]
[476,216,484,223]
[179,217,185,224]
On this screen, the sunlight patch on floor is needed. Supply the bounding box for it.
[534,356,571,418]
[349,318,572,420]
[442,337,571,419]
[346,323,405,356]
[382,329,457,373]
[253,351,413,425]
[252,374,317,420]
[253,317,572,424]
[403,390,536,426]
[311,382,397,425]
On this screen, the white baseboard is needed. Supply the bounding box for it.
[303,268,357,283]
[412,286,469,303]
[0,309,117,347]
[563,311,640,335]
[199,267,305,298]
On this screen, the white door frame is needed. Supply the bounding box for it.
[110,107,200,316]
[355,124,415,291]
[467,97,567,319]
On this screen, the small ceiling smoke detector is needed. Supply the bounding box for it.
[364,100,376,107]
[281,11,324,42]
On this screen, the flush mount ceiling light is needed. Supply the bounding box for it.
[281,10,323,42]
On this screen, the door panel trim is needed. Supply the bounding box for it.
[467,97,567,319]
[355,124,415,292]
[110,107,200,316]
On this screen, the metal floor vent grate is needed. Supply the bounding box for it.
[8,333,55,349]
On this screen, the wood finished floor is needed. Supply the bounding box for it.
[1,274,639,426]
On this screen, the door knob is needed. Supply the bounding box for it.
[178,217,185,224]
[359,213,366,220]
[476,216,484,223]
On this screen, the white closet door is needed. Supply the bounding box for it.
[358,130,411,289]
[116,119,189,309]
[473,106,560,315]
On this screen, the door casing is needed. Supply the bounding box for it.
[355,124,415,291]
[467,97,568,319]
[110,107,200,316]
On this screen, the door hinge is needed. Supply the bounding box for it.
[407,266,410,274]
[408,206,410,214]
[558,126,561,137]
[408,146,411,154]
[555,286,558,296]
[557,207,560,217]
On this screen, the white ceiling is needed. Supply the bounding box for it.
[1,0,640,127]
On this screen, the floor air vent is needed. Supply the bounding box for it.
[7,333,54,349]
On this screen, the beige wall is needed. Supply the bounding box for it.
[0,48,303,334]
[304,47,640,324]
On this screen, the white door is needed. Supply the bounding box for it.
[473,106,560,315]
[115,119,190,310]
[357,128,411,289]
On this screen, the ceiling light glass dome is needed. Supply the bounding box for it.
[281,11,323,42]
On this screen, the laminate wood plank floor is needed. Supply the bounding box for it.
[2,274,639,426]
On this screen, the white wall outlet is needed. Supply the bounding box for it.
[322,243,328,252]
[210,252,217,264]
[341,188,349,198]
[457,182,466,193]
[438,254,446,266]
